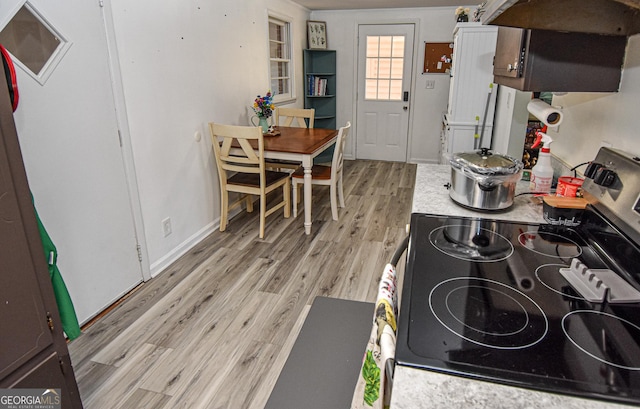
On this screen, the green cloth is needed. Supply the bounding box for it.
[33,200,81,340]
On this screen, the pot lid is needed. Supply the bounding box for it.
[451,148,523,175]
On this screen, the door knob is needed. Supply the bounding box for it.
[403,106,408,111]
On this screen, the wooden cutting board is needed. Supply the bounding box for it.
[543,196,589,209]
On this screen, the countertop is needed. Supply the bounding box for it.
[411,164,543,222]
[391,164,629,409]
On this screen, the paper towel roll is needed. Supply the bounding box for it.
[527,98,563,128]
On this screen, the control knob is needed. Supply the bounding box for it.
[593,167,617,187]
[584,162,603,179]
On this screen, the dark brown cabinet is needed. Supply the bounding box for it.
[482,0,640,37]
[493,26,628,92]
[0,74,82,407]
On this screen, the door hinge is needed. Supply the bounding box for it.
[136,244,143,262]
[46,312,54,332]
[99,0,104,7]
[118,130,123,147]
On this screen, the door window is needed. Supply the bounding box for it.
[365,35,405,100]
[0,1,70,85]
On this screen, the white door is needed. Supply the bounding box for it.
[0,0,144,323]
[356,24,415,162]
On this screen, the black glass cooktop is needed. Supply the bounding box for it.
[395,213,640,406]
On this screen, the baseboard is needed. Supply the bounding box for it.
[148,205,247,277]
[149,221,216,277]
[409,158,440,164]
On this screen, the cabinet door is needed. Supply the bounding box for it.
[447,24,498,124]
[0,77,82,407]
[0,102,55,383]
[493,27,525,79]
[10,353,79,408]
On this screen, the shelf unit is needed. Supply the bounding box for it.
[303,49,336,130]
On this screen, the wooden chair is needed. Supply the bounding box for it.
[265,108,316,172]
[273,107,333,165]
[274,107,315,128]
[292,122,351,221]
[209,122,290,239]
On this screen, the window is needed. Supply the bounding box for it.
[365,35,405,100]
[268,16,293,102]
[0,1,71,85]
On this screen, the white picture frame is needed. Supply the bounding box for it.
[307,21,327,49]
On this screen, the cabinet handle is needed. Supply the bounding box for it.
[507,63,519,72]
[47,312,54,331]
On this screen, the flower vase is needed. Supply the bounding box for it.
[251,115,270,133]
[457,15,469,22]
[258,117,269,134]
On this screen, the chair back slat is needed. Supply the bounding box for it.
[331,122,351,180]
[221,163,261,174]
[210,122,265,178]
[275,107,315,129]
[238,138,260,163]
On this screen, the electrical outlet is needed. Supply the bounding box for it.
[425,80,435,89]
[162,217,172,237]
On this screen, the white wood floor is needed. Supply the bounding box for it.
[68,159,416,409]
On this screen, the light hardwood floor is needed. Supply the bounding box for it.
[68,159,417,409]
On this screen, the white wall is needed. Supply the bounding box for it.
[310,7,464,163]
[549,34,640,170]
[109,0,310,273]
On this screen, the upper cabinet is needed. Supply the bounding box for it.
[492,27,628,92]
[448,23,498,123]
[482,0,640,36]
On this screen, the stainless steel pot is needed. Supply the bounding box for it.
[449,148,523,211]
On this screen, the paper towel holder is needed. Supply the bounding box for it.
[527,98,563,128]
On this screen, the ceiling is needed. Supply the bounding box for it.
[291,0,464,10]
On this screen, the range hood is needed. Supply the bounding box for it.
[481,0,640,36]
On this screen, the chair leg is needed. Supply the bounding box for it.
[259,193,266,239]
[292,179,299,218]
[220,191,229,232]
[338,174,345,208]
[246,194,254,212]
[330,182,339,221]
[284,179,291,218]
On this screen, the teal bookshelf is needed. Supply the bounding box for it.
[303,49,336,130]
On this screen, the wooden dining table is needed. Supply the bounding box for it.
[234,126,339,235]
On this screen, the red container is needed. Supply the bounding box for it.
[556,176,584,197]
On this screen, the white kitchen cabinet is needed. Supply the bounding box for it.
[441,119,493,163]
[447,23,498,123]
[441,23,498,163]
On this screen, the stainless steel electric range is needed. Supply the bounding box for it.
[396,147,640,406]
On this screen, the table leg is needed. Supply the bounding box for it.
[303,157,313,235]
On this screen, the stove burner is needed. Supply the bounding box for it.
[518,230,582,259]
[429,277,548,349]
[430,225,514,262]
[562,310,640,371]
[535,263,585,300]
